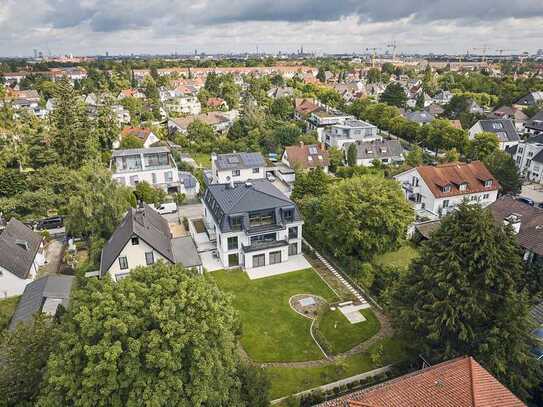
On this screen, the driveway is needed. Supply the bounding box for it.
[179,203,203,220]
[521,183,543,204]
[44,239,64,274]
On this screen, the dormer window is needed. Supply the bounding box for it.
[283,209,294,222]
[459,183,468,191]
[484,179,493,188]
[442,184,452,193]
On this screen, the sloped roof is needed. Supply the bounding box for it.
[353,139,404,160]
[525,110,543,132]
[100,204,174,276]
[121,127,152,142]
[214,152,266,171]
[294,98,319,116]
[283,143,329,169]
[405,110,435,124]
[0,218,42,279]
[415,161,498,199]
[319,356,524,407]
[171,236,202,268]
[169,111,230,130]
[477,119,520,143]
[9,275,75,330]
[515,91,543,106]
[488,195,543,256]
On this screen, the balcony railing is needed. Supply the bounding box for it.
[242,239,289,253]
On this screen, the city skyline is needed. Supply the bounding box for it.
[1,0,543,58]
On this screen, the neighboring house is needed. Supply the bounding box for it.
[167,111,232,134]
[100,204,202,281]
[282,142,329,172]
[293,98,319,120]
[425,102,445,116]
[514,91,543,108]
[110,146,181,193]
[468,119,520,150]
[206,97,228,110]
[449,119,463,130]
[322,119,380,149]
[9,275,75,330]
[489,195,543,264]
[394,161,499,219]
[512,134,543,182]
[525,110,543,135]
[114,127,160,149]
[307,107,354,140]
[163,95,202,115]
[488,105,529,132]
[267,86,294,99]
[433,90,453,104]
[317,356,524,407]
[467,99,485,115]
[0,219,46,298]
[111,104,131,125]
[117,88,146,100]
[201,180,303,270]
[348,139,404,167]
[210,152,267,184]
[403,110,435,125]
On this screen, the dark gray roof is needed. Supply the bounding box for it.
[111,146,170,157]
[531,302,543,325]
[9,275,75,330]
[0,218,42,279]
[525,110,543,132]
[405,110,435,124]
[415,220,441,239]
[515,92,543,106]
[352,139,404,160]
[171,236,202,268]
[214,152,266,171]
[100,204,174,276]
[478,119,520,143]
[203,179,301,233]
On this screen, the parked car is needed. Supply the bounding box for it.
[517,196,535,206]
[266,173,276,182]
[153,202,178,215]
[36,216,64,230]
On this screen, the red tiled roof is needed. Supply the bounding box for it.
[416,161,498,198]
[121,127,152,141]
[321,356,524,407]
[283,142,329,169]
[207,97,226,107]
[294,98,319,116]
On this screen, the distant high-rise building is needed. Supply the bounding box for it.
[537,49,543,56]
[33,49,38,58]
[105,51,109,57]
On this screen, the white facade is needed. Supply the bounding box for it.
[163,96,202,115]
[469,121,519,151]
[514,140,543,183]
[394,168,498,218]
[323,120,380,149]
[0,250,45,298]
[211,165,266,184]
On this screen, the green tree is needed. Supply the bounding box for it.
[0,315,59,406]
[390,203,541,400]
[187,120,215,144]
[65,162,132,239]
[380,83,407,108]
[237,363,271,407]
[95,96,120,151]
[327,147,344,172]
[134,181,166,205]
[316,67,326,83]
[405,146,424,167]
[291,168,330,202]
[415,92,425,109]
[484,150,522,195]
[50,78,97,168]
[467,131,499,161]
[270,96,294,120]
[38,263,248,406]
[273,124,301,149]
[120,134,144,149]
[347,143,357,167]
[316,175,413,260]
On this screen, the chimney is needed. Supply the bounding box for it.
[504,213,521,234]
[211,152,217,162]
[228,177,235,189]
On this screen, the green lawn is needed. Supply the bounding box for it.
[267,337,405,399]
[318,308,380,354]
[0,296,20,331]
[209,268,337,363]
[373,242,419,270]
[190,152,212,168]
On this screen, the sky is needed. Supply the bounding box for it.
[1,0,543,57]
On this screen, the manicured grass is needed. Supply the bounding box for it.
[373,242,419,270]
[267,337,405,399]
[0,296,20,331]
[318,308,380,354]
[209,268,338,362]
[190,152,212,168]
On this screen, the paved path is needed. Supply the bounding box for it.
[44,239,64,274]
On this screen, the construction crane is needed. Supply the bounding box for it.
[387,41,398,60]
[495,49,514,56]
[365,47,379,68]
[471,46,489,63]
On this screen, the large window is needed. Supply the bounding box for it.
[288,226,298,240]
[289,243,298,256]
[119,256,128,270]
[227,236,238,251]
[283,209,294,222]
[144,153,168,168]
[269,251,282,265]
[228,253,239,267]
[145,252,155,265]
[252,254,265,268]
[165,171,173,182]
[249,211,274,227]
[232,169,240,177]
[230,216,242,231]
[250,232,276,245]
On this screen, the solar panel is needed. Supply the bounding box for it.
[227,156,240,164]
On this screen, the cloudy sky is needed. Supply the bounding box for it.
[1,0,542,57]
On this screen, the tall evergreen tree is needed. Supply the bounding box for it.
[484,150,522,195]
[391,203,542,400]
[347,143,357,167]
[50,78,97,168]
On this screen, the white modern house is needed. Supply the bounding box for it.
[210,152,267,184]
[0,219,46,298]
[100,204,202,281]
[163,95,202,115]
[394,161,499,219]
[468,119,520,151]
[525,111,543,136]
[307,107,354,141]
[110,146,181,193]
[513,134,543,183]
[322,119,380,149]
[201,180,303,270]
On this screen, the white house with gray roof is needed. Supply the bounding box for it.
[512,134,543,183]
[469,119,520,150]
[210,152,267,184]
[348,139,405,167]
[201,180,303,270]
[0,218,46,298]
[322,119,380,149]
[100,204,201,281]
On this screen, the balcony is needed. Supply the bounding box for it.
[242,239,289,253]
